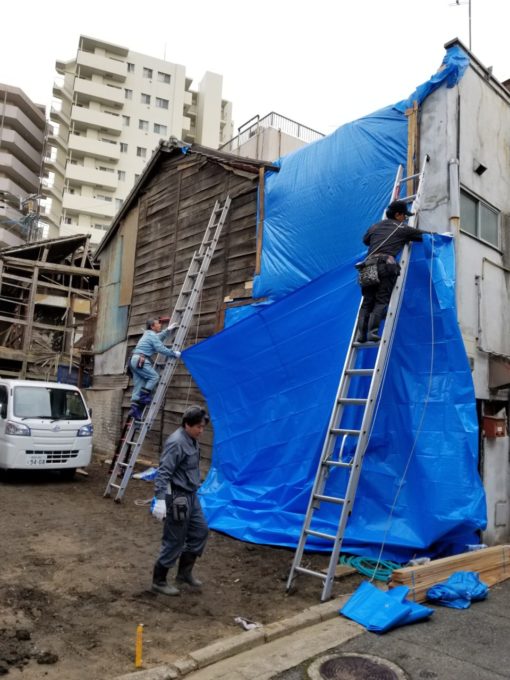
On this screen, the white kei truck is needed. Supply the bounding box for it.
[0,379,93,479]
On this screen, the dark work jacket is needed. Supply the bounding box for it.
[363,219,427,258]
[154,427,201,499]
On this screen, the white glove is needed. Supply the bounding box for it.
[152,499,166,521]
[167,321,179,332]
[173,350,181,359]
[441,232,454,237]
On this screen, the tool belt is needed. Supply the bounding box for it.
[355,253,397,287]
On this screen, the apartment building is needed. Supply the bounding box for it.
[43,35,233,246]
[220,112,325,162]
[0,84,46,248]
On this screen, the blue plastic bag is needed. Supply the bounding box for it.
[426,571,488,609]
[340,581,433,633]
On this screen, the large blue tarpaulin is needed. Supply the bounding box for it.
[181,44,485,561]
[184,237,486,561]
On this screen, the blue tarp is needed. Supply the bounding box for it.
[183,235,486,562]
[253,44,469,301]
[180,43,485,561]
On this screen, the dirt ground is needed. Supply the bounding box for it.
[0,460,362,679]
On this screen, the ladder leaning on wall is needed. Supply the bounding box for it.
[286,157,429,601]
[104,196,232,502]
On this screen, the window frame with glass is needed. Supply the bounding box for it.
[460,188,500,248]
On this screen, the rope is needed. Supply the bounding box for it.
[369,235,436,581]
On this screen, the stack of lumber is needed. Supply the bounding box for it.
[388,545,510,602]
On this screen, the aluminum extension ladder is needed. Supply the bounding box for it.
[104,196,232,502]
[286,157,429,601]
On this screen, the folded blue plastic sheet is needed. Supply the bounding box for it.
[426,571,489,609]
[253,44,469,301]
[340,582,433,633]
[183,235,487,562]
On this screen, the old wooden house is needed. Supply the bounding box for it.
[91,139,278,459]
[0,234,98,383]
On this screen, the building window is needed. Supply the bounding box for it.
[64,217,73,225]
[141,93,151,105]
[460,189,499,247]
[115,198,123,210]
[143,67,153,78]
[124,88,133,100]
[120,143,128,153]
[139,119,149,131]
[99,166,115,173]
[94,223,109,231]
[157,71,171,84]
[96,194,112,202]
[127,63,135,73]
[134,174,140,182]
[122,115,130,127]
[137,147,147,158]
[153,123,168,136]
[155,97,169,109]
[118,170,126,181]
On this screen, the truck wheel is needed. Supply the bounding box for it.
[60,468,76,481]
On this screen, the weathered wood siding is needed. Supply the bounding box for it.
[126,154,259,459]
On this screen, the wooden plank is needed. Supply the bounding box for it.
[255,166,265,275]
[1,256,99,278]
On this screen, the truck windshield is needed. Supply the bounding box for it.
[13,386,88,420]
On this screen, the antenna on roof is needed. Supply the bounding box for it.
[449,0,472,50]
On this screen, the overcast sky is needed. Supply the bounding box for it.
[2,0,509,136]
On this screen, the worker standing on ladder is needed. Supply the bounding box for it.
[356,200,429,343]
[151,406,210,596]
[129,318,181,419]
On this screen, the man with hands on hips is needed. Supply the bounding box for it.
[151,405,210,596]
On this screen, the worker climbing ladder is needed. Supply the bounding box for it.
[104,196,232,502]
[286,157,429,601]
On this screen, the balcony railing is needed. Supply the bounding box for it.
[219,112,324,152]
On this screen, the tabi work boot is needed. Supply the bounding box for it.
[128,402,143,420]
[355,311,370,343]
[151,562,180,596]
[366,313,383,343]
[139,388,153,406]
[176,552,203,588]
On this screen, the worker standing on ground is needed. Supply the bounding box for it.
[356,200,429,343]
[129,318,181,419]
[151,405,210,596]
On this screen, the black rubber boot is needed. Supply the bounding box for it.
[355,311,370,343]
[176,552,203,588]
[152,561,180,596]
[367,313,383,342]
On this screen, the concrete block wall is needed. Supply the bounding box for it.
[83,388,124,459]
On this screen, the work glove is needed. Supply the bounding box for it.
[152,499,167,521]
[167,321,179,332]
[173,350,182,359]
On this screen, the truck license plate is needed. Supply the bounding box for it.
[28,453,47,466]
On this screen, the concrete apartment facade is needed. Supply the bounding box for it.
[0,84,46,248]
[220,112,324,162]
[43,35,233,246]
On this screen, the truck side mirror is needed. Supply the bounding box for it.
[0,403,6,419]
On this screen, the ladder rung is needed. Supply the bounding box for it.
[108,482,121,490]
[295,565,326,580]
[306,528,337,541]
[118,462,129,468]
[353,340,379,348]
[399,193,416,202]
[346,368,374,376]
[338,398,367,405]
[400,172,420,182]
[314,493,345,505]
[324,459,353,469]
[331,428,360,436]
